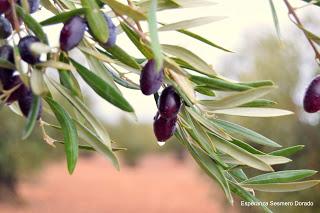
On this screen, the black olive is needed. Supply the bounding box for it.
[0,45,15,84]
[0,16,12,39]
[140,60,164,95]
[18,87,42,119]
[303,75,320,113]
[153,114,177,142]
[18,35,41,65]
[158,86,181,118]
[101,15,117,48]
[0,0,10,14]
[59,16,86,51]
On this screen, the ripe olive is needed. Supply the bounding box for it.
[18,35,41,65]
[0,45,15,84]
[102,15,117,48]
[0,16,12,39]
[158,86,181,118]
[2,75,26,104]
[140,60,164,95]
[0,0,10,14]
[18,87,42,119]
[60,16,86,51]
[303,75,320,113]
[153,114,177,142]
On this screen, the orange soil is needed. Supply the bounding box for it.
[0,155,239,213]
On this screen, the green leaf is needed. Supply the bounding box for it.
[0,58,16,70]
[199,86,276,110]
[195,86,215,96]
[74,119,119,170]
[103,45,141,69]
[186,107,232,141]
[101,0,147,21]
[40,8,86,26]
[159,16,226,31]
[239,80,275,88]
[178,30,232,52]
[137,0,180,12]
[190,75,252,91]
[240,99,277,107]
[177,128,233,204]
[120,22,153,58]
[82,0,109,43]
[47,78,111,149]
[70,59,134,112]
[22,95,41,140]
[242,170,318,184]
[211,119,281,148]
[162,44,216,76]
[45,97,78,174]
[58,54,82,98]
[148,0,163,70]
[220,154,291,166]
[40,0,60,14]
[208,134,274,171]
[16,5,48,44]
[211,107,293,117]
[230,139,266,155]
[269,145,305,157]
[229,182,272,213]
[241,180,320,192]
[268,0,281,38]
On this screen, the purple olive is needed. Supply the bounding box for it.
[18,35,40,65]
[0,45,15,84]
[158,86,181,118]
[0,16,12,39]
[18,87,42,119]
[303,75,320,113]
[140,60,164,95]
[153,114,177,142]
[60,16,86,51]
[2,75,27,104]
[102,15,117,48]
[0,0,10,14]
[17,0,40,14]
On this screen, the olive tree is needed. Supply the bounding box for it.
[0,0,319,212]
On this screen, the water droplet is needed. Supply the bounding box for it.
[157,141,166,147]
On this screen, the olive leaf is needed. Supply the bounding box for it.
[40,8,86,26]
[269,145,305,157]
[211,107,293,117]
[45,97,78,174]
[70,59,134,112]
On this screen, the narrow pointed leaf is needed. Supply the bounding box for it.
[211,119,281,147]
[162,44,216,76]
[148,0,163,70]
[40,8,86,26]
[269,145,305,157]
[71,59,134,112]
[82,0,109,43]
[45,97,78,174]
[211,107,293,117]
[200,86,275,110]
[101,0,147,21]
[241,180,320,192]
[22,95,41,140]
[159,16,226,31]
[242,170,318,184]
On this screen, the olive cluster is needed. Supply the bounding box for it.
[303,75,320,113]
[59,14,117,51]
[0,0,41,118]
[139,60,181,142]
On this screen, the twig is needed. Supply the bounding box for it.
[283,0,320,62]
[127,0,144,32]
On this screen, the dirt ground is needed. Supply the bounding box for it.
[0,154,239,213]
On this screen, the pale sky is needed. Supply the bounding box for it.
[37,0,320,124]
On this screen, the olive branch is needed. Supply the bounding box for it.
[0,1,319,212]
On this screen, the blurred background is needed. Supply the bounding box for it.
[1,0,320,212]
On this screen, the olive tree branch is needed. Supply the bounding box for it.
[283,0,320,62]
